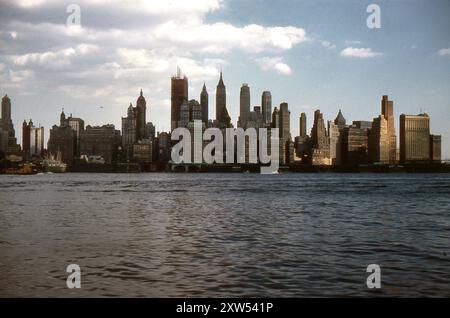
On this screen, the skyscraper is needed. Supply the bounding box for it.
[261,91,272,125]
[239,84,250,127]
[310,110,330,165]
[334,109,346,131]
[171,68,188,131]
[215,72,231,127]
[22,119,44,159]
[1,94,21,156]
[328,121,341,165]
[381,95,397,164]
[368,115,389,164]
[200,83,208,124]
[400,113,430,163]
[136,89,146,140]
[121,103,137,156]
[299,112,307,137]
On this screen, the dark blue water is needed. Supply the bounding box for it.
[0,173,449,297]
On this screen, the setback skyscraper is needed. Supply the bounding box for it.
[239,84,250,127]
[261,91,272,125]
[171,68,188,131]
[381,95,397,164]
[200,83,208,124]
[215,72,231,128]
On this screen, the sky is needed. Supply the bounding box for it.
[0,0,449,158]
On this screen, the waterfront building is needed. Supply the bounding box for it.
[400,113,430,163]
[48,123,75,165]
[133,139,153,163]
[310,110,330,165]
[328,121,341,166]
[79,125,121,164]
[22,119,44,159]
[368,115,389,164]
[430,135,441,163]
[0,94,21,156]
[341,123,369,165]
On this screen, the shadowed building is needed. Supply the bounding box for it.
[299,112,307,137]
[48,123,75,165]
[369,115,389,164]
[328,121,341,166]
[79,125,121,164]
[239,84,250,128]
[400,113,430,163]
[341,122,369,165]
[311,110,330,165]
[200,83,208,124]
[381,95,397,163]
[261,91,272,125]
[430,135,441,163]
[215,72,231,128]
[136,89,147,140]
[171,68,188,131]
[0,94,21,156]
[121,103,137,157]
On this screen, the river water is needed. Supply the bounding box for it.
[0,173,449,297]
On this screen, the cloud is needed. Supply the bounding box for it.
[254,56,292,75]
[340,47,382,58]
[437,48,450,56]
[321,41,336,50]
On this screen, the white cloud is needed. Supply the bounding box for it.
[437,48,450,56]
[340,47,382,58]
[254,56,292,75]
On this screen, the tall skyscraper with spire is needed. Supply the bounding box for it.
[136,89,146,141]
[215,71,231,127]
[200,83,208,124]
[171,67,188,131]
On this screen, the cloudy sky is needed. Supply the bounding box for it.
[0,0,449,158]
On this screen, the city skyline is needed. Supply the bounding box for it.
[0,0,449,158]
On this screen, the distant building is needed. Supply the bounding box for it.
[0,94,21,157]
[369,115,389,164]
[136,89,147,140]
[328,121,341,165]
[239,84,250,128]
[279,102,292,165]
[171,68,188,131]
[133,139,153,163]
[261,91,272,125]
[341,124,369,165]
[310,110,330,165]
[200,83,209,124]
[48,124,75,165]
[430,135,441,163]
[381,95,397,164]
[334,109,346,131]
[400,113,430,163]
[157,131,171,163]
[121,103,137,157]
[79,125,121,164]
[22,119,44,159]
[299,112,307,137]
[215,72,232,128]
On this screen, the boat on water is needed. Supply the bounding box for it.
[1,165,37,175]
[41,152,67,173]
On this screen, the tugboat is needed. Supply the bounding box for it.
[41,152,67,173]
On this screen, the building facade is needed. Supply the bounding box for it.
[400,114,430,163]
